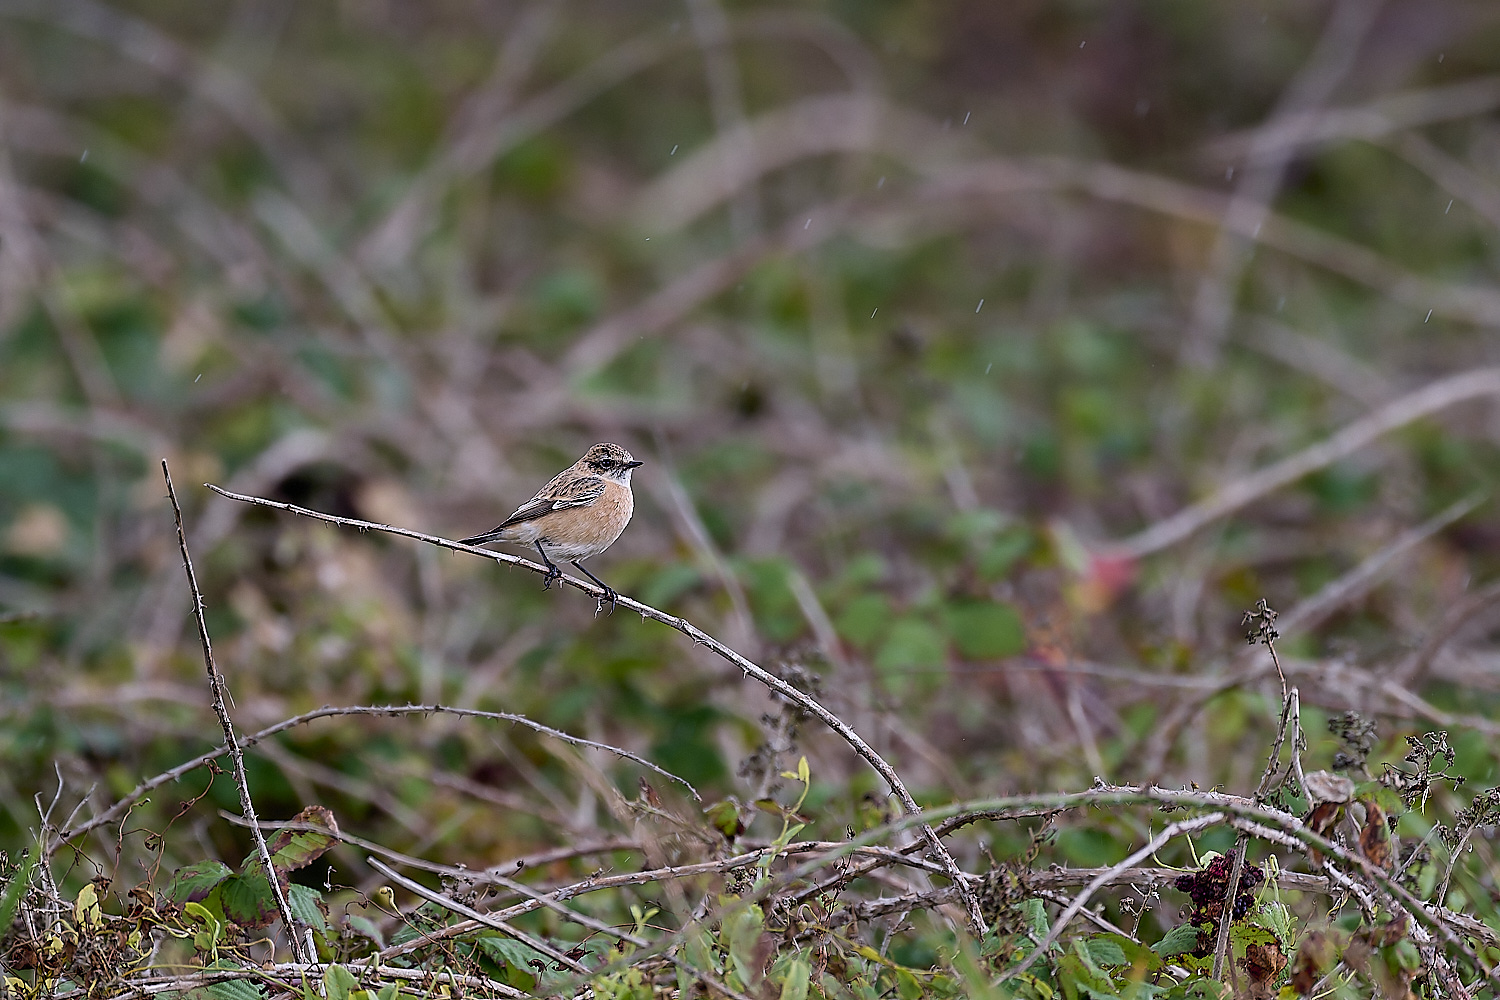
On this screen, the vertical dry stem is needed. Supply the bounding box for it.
[164,461,307,964]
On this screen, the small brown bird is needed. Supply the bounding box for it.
[460,443,642,611]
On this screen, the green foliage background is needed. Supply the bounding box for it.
[3,0,1500,982]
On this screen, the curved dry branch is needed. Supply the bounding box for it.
[1201,76,1500,162]
[53,702,696,851]
[1102,371,1500,560]
[203,483,987,933]
[359,11,884,270]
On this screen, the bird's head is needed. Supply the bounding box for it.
[581,442,643,483]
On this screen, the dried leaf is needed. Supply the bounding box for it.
[1359,799,1393,870]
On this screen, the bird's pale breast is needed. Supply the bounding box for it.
[499,479,633,561]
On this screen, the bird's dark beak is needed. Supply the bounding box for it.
[624,460,644,469]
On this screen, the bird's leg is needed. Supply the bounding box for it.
[573,561,618,615]
[534,542,563,589]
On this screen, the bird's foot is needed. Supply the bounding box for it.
[594,586,619,616]
[541,564,563,590]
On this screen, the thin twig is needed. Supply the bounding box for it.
[1104,374,1497,559]
[54,700,694,851]
[98,961,526,1000]
[162,460,306,964]
[1181,0,1382,368]
[367,856,590,974]
[205,483,987,934]
[1391,577,1500,687]
[1201,76,1500,162]
[1209,833,1248,981]
[1003,814,1226,981]
[1139,494,1483,778]
[434,852,763,1000]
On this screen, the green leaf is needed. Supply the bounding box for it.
[1229,923,1279,962]
[477,934,547,989]
[1072,939,1107,981]
[1151,924,1204,958]
[875,617,947,675]
[780,958,811,1000]
[288,884,326,932]
[347,913,385,949]
[1056,955,1083,1000]
[200,959,266,1000]
[1089,933,1160,972]
[704,799,745,840]
[265,806,340,874]
[835,593,892,649]
[1389,939,1421,973]
[978,531,1033,580]
[896,968,924,1000]
[685,926,717,979]
[0,849,37,938]
[723,905,767,987]
[1253,900,1293,944]
[219,871,278,929]
[169,860,233,904]
[323,964,357,1000]
[945,601,1027,659]
[203,978,267,1000]
[1083,937,1129,967]
[1021,897,1050,940]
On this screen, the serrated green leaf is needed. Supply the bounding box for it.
[1021,897,1051,941]
[1072,939,1106,980]
[1230,922,1278,958]
[202,978,267,1000]
[1151,924,1204,958]
[1253,901,1293,944]
[265,806,340,874]
[288,884,326,932]
[219,871,278,929]
[169,860,233,904]
[1091,932,1161,972]
[198,960,266,1000]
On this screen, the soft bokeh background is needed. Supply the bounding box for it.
[3,0,1500,899]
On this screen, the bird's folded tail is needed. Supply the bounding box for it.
[458,530,501,546]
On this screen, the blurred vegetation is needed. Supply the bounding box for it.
[4,0,1500,996]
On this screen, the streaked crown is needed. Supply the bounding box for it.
[579,442,642,479]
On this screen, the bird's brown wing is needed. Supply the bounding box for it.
[459,473,609,545]
[494,475,607,530]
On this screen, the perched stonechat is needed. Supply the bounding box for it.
[460,443,642,611]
